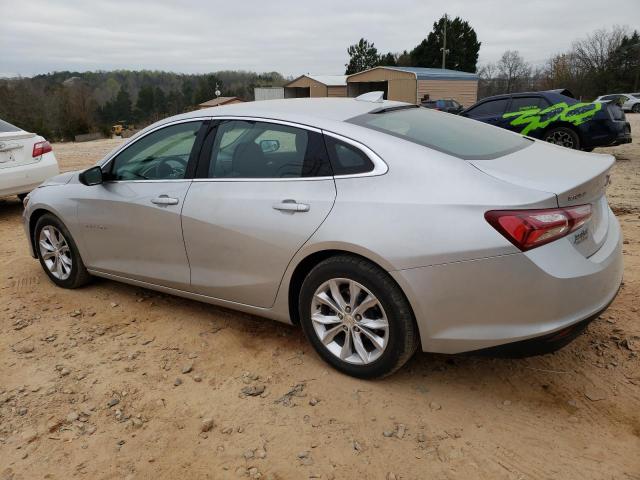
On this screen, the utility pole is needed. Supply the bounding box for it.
[440,14,449,69]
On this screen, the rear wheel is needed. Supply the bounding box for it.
[17,193,27,201]
[298,255,418,379]
[543,127,580,150]
[632,104,640,113]
[35,214,91,289]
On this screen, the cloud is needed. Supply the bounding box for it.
[1,0,638,77]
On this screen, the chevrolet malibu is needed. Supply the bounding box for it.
[22,95,623,378]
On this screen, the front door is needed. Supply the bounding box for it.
[76,120,205,289]
[181,119,336,308]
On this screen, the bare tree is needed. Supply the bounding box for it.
[496,50,531,93]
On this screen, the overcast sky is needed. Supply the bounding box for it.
[1,0,639,78]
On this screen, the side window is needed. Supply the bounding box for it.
[509,97,550,111]
[208,120,331,178]
[466,99,509,117]
[110,121,202,180]
[324,136,374,175]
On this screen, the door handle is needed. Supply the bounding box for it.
[273,199,310,212]
[151,195,179,206]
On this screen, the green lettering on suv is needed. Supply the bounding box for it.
[503,102,602,135]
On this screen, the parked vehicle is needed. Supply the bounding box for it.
[0,118,59,200]
[594,94,640,113]
[460,89,632,150]
[22,96,623,378]
[421,98,464,114]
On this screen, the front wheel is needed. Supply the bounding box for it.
[35,214,91,289]
[543,127,580,150]
[298,255,418,379]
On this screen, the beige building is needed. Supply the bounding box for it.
[283,75,347,98]
[347,66,478,107]
[198,96,244,109]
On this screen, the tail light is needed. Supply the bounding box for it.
[32,141,52,157]
[485,205,592,251]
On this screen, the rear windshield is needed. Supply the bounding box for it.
[348,107,531,160]
[0,119,21,133]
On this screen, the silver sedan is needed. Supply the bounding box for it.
[22,95,623,378]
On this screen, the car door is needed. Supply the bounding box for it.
[461,98,509,127]
[502,96,551,134]
[181,119,336,308]
[76,119,207,289]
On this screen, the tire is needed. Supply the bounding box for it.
[298,255,419,379]
[543,127,580,150]
[632,104,640,113]
[34,214,91,289]
[17,193,28,201]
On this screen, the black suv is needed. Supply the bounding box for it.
[460,89,631,150]
[421,99,464,114]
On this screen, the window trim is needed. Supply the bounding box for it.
[507,96,551,111]
[191,116,388,182]
[99,117,209,183]
[465,98,510,117]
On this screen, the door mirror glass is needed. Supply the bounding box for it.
[79,166,103,186]
[259,139,280,154]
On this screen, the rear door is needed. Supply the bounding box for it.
[502,96,551,135]
[461,98,510,127]
[181,119,336,308]
[76,119,207,289]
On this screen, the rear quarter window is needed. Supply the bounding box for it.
[0,119,21,132]
[348,106,531,160]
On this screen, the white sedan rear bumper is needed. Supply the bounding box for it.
[0,152,59,197]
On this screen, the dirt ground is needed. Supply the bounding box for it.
[1,118,639,480]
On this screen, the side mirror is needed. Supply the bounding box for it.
[259,139,280,154]
[79,166,104,186]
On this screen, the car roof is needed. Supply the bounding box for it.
[167,98,409,128]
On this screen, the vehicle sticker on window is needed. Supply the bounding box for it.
[503,102,602,135]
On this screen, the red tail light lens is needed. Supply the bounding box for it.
[485,205,592,251]
[32,141,52,157]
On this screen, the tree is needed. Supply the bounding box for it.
[609,30,640,92]
[345,38,380,74]
[378,52,397,67]
[571,26,629,95]
[113,88,132,121]
[410,15,480,72]
[154,86,167,115]
[136,85,155,116]
[496,50,531,93]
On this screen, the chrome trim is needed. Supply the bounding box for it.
[322,130,388,178]
[98,115,387,182]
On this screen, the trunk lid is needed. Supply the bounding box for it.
[470,140,613,257]
[0,130,38,170]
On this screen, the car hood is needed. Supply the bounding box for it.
[39,171,77,187]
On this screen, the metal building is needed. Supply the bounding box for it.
[347,67,479,106]
[254,87,285,101]
[283,75,348,98]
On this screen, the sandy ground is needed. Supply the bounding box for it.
[1,118,639,480]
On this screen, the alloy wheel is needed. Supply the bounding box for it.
[310,278,389,365]
[545,130,575,148]
[39,225,72,280]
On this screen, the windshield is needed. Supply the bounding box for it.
[0,119,21,133]
[348,107,531,160]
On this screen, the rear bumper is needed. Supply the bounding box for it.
[391,208,623,354]
[585,120,632,148]
[0,152,59,197]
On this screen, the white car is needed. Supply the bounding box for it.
[0,119,59,199]
[595,93,640,113]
